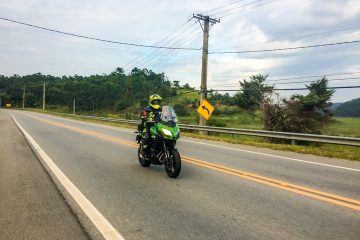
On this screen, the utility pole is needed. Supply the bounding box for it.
[22,86,26,109]
[73,98,76,115]
[193,14,220,127]
[42,81,46,111]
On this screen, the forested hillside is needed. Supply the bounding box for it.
[0,68,178,112]
[1,69,340,137]
[335,98,360,117]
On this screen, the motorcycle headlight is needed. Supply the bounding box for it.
[161,128,173,137]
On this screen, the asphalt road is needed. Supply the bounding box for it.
[3,110,360,240]
[0,112,89,240]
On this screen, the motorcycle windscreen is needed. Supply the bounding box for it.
[160,106,178,125]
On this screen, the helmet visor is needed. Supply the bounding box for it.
[151,100,161,105]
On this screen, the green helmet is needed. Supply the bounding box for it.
[149,94,162,109]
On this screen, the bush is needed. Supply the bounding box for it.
[208,118,227,127]
[173,103,189,115]
[263,78,334,143]
[213,105,239,115]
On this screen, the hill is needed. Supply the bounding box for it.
[335,98,360,117]
[330,102,343,111]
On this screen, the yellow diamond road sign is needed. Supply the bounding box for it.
[197,99,214,120]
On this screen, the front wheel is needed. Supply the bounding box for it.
[138,147,150,167]
[165,149,181,178]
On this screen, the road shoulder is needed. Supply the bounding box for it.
[0,112,89,240]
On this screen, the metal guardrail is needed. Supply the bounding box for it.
[55,112,360,147]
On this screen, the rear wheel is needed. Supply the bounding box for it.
[138,147,150,167]
[165,149,181,178]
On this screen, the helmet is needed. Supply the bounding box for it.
[149,94,162,109]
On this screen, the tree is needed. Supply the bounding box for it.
[234,74,273,110]
[0,67,174,114]
[172,80,180,88]
[263,77,334,137]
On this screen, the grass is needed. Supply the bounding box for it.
[182,132,360,161]
[21,108,360,161]
[178,112,263,129]
[323,118,360,138]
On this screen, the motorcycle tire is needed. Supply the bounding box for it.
[138,147,151,167]
[165,149,181,178]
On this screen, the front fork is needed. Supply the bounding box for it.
[163,140,177,164]
[163,142,170,160]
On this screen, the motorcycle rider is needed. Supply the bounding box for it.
[139,94,163,159]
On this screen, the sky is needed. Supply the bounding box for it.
[0,0,359,102]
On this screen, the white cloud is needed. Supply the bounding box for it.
[0,0,359,102]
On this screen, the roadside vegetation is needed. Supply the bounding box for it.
[24,108,360,161]
[2,68,359,161]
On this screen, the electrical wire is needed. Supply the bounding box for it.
[216,0,280,18]
[126,21,199,71]
[0,17,201,51]
[123,18,194,70]
[272,77,360,85]
[201,0,248,15]
[267,71,360,82]
[0,26,134,53]
[208,86,360,91]
[142,27,202,69]
[207,77,360,88]
[211,0,265,17]
[209,39,360,54]
[206,71,360,87]
[206,72,360,88]
[211,26,360,51]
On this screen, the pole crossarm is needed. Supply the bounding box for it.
[192,14,220,24]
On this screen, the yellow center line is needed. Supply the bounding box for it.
[23,113,360,212]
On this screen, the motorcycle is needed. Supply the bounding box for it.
[136,106,181,178]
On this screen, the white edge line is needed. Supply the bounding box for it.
[10,113,125,240]
[180,139,360,172]
[38,110,359,173]
[14,110,360,173]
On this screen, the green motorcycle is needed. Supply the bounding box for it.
[136,106,181,178]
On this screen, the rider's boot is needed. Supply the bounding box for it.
[139,144,148,160]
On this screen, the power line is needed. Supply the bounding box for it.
[202,0,247,15]
[127,21,199,71]
[207,75,360,88]
[206,71,360,88]
[136,21,201,69]
[209,39,360,54]
[0,26,135,53]
[211,26,360,51]
[123,18,194,70]
[267,72,360,82]
[217,0,280,18]
[125,21,198,71]
[208,86,360,91]
[212,0,265,17]
[273,77,360,85]
[141,27,202,69]
[208,77,360,88]
[0,17,201,51]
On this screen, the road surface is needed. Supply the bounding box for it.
[0,111,89,240]
[2,110,360,240]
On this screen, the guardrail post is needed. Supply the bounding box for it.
[291,139,296,145]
